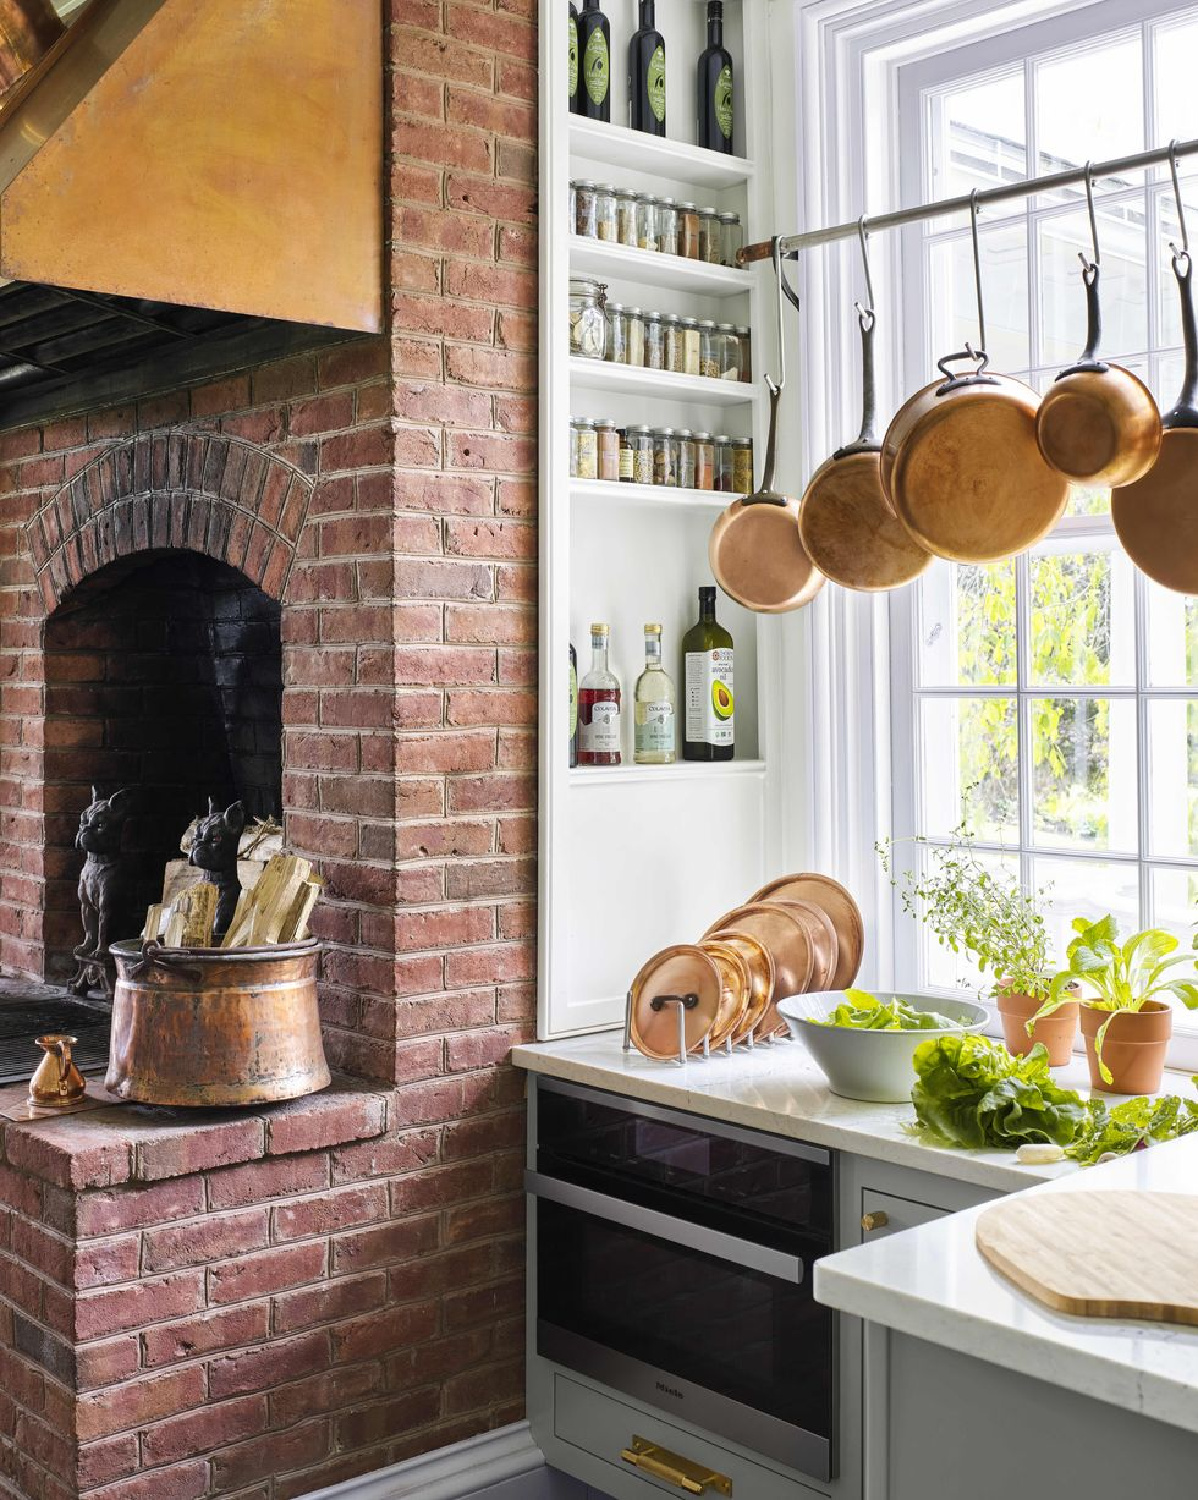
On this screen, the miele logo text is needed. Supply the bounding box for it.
[655,1380,684,1400]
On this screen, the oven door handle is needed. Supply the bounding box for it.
[525,1170,805,1284]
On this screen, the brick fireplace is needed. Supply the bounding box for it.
[0,0,540,1493]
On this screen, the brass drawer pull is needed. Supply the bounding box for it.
[620,1436,732,1495]
[861,1210,889,1232]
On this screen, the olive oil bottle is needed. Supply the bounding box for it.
[568,1,580,115]
[578,0,611,123]
[697,0,733,154]
[682,587,734,762]
[628,0,666,137]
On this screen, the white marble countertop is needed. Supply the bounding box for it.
[512,1029,1083,1191]
[815,1132,1198,1434]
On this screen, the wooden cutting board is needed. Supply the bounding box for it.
[976,1191,1198,1325]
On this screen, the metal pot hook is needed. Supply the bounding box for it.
[969,187,987,354]
[1170,138,1191,271]
[855,214,876,334]
[1078,161,1100,282]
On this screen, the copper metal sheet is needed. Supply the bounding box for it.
[753,874,864,990]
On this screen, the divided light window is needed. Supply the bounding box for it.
[890,6,1198,1003]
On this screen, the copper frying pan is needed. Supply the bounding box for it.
[708,242,824,614]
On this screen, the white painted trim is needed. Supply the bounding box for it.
[298,1424,546,1500]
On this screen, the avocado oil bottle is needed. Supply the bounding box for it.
[568,1,580,115]
[697,0,734,154]
[578,0,611,123]
[628,0,666,137]
[682,587,733,762]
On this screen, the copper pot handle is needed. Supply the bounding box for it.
[129,941,204,983]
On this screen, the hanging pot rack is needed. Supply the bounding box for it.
[739,134,1198,266]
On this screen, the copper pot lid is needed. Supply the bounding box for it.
[768,897,840,991]
[752,873,864,989]
[699,940,752,1048]
[629,945,721,1060]
[711,931,775,1043]
[702,900,815,1020]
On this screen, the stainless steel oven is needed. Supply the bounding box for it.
[528,1077,837,1481]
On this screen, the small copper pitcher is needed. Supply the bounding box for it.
[29,1034,86,1108]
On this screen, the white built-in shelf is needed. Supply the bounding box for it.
[571,478,730,511]
[569,117,755,190]
[570,759,766,787]
[571,358,759,406]
[570,238,754,298]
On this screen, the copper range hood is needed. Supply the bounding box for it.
[0,0,382,422]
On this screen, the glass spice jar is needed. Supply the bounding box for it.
[624,306,645,367]
[575,418,598,480]
[569,277,607,360]
[628,424,654,485]
[606,302,630,364]
[677,202,701,259]
[675,429,696,490]
[716,322,742,381]
[595,183,618,241]
[618,427,634,482]
[736,324,753,381]
[653,428,678,487]
[636,194,658,252]
[616,191,638,248]
[657,197,678,255]
[644,311,665,371]
[568,417,582,478]
[699,209,721,265]
[719,210,743,267]
[574,180,598,238]
[731,436,754,495]
[693,431,715,490]
[713,434,734,492]
[663,314,684,375]
[569,181,577,235]
[681,317,702,377]
[596,419,621,482]
[698,319,719,379]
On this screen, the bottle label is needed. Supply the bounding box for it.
[568,16,579,98]
[619,442,634,481]
[685,649,734,747]
[636,703,676,756]
[569,660,578,741]
[647,43,666,123]
[580,698,620,755]
[715,63,733,140]
[584,29,609,105]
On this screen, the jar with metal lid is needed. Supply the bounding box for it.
[657,197,678,255]
[677,202,700,259]
[693,432,715,490]
[676,429,696,490]
[574,180,598,239]
[595,184,617,241]
[719,210,743,267]
[636,194,658,252]
[606,302,631,364]
[569,182,578,235]
[569,277,608,360]
[618,428,635,482]
[663,314,684,375]
[624,306,645,367]
[736,324,753,381]
[681,317,702,377]
[616,190,639,248]
[698,319,719,379]
[653,428,678,488]
[716,322,742,381]
[714,434,734,492]
[730,436,754,495]
[596,419,621,482]
[628,424,654,485]
[574,418,598,480]
[644,311,665,371]
[699,209,721,265]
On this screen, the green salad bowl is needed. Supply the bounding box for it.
[778,990,989,1102]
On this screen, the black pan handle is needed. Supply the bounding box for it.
[741,377,788,506]
[1166,251,1198,429]
[935,344,999,395]
[834,306,879,458]
[1058,260,1109,378]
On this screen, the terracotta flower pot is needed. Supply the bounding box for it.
[995,982,1078,1066]
[1079,999,1172,1095]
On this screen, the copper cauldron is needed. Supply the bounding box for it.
[107,939,329,1107]
[0,0,64,90]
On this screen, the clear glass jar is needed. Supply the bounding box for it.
[569,181,577,235]
[716,322,742,381]
[596,419,621,482]
[676,429,695,490]
[616,190,639,248]
[681,317,702,377]
[619,427,635,482]
[569,417,582,478]
[699,209,721,265]
[624,306,645,367]
[719,210,743,267]
[569,277,607,360]
[693,431,715,491]
[698,320,719,379]
[575,418,598,480]
[731,436,754,495]
[664,314,686,375]
[574,180,598,239]
[644,312,665,371]
[606,302,631,364]
[736,324,753,382]
[677,202,700,259]
[714,434,734,492]
[657,197,678,255]
[636,194,658,252]
[595,183,617,242]
[653,428,679,488]
[628,424,654,485]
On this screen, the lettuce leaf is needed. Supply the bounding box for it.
[817,989,958,1032]
[910,1034,1087,1150]
[1065,1092,1198,1165]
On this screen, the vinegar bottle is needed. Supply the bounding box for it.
[577,0,611,123]
[697,0,733,154]
[628,0,666,137]
[578,623,622,766]
[634,624,676,764]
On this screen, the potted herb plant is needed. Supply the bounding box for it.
[1031,915,1198,1094]
[878,827,1079,1064]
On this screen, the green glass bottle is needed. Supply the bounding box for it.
[682,586,734,762]
[568,1,580,115]
[697,0,733,154]
[628,0,665,137]
[578,0,611,122]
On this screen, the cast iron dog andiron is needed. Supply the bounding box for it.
[68,786,133,998]
[189,798,245,943]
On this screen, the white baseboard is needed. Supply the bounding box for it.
[301,1424,551,1500]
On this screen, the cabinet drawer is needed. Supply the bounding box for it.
[553,1372,824,1499]
[859,1188,948,1242]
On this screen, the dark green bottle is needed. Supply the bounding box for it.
[628,0,665,137]
[697,0,733,154]
[682,586,734,762]
[578,0,611,122]
[568,1,580,115]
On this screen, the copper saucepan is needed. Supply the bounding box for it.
[1036,171,1161,487]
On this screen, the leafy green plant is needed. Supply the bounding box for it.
[816,990,957,1032]
[1032,914,1198,1084]
[877,824,1051,1000]
[1065,1090,1198,1166]
[909,1033,1087,1150]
